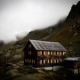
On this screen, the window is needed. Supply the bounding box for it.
[56,60,59,63]
[57,52,59,55]
[48,59,52,63]
[48,59,49,63]
[34,60,35,64]
[63,52,66,55]
[60,59,62,63]
[38,51,42,55]
[48,51,51,55]
[51,59,52,63]
[28,44,31,48]
[54,52,56,55]
[30,51,31,55]
[28,51,31,55]
[44,51,45,55]
[60,52,62,55]
[31,59,35,64]
[40,60,42,64]
[27,59,28,62]
[43,60,45,64]
[30,59,31,63]
[27,59,29,63]
[48,51,49,55]
[54,59,56,63]
[25,59,27,62]
[28,59,30,63]
[32,59,34,63]
[40,51,42,55]
[54,59,59,63]
[57,52,62,56]
[51,51,52,55]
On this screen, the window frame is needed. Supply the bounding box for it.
[48,51,51,55]
[28,51,31,55]
[43,60,45,64]
[56,59,59,63]
[28,44,31,48]
[54,51,56,55]
[51,59,52,63]
[40,60,43,64]
[63,52,66,55]
[54,59,56,63]
[48,59,49,63]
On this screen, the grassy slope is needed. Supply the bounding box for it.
[52,17,80,56]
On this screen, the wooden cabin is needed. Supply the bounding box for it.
[64,57,80,69]
[24,40,67,67]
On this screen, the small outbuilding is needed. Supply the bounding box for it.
[64,57,80,74]
[64,57,80,68]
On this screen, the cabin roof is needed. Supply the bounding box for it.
[64,57,80,61]
[29,39,67,51]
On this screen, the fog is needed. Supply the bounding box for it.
[0,0,80,43]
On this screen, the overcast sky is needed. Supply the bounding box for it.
[0,0,80,43]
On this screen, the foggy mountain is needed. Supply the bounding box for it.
[15,1,80,57]
[0,0,79,43]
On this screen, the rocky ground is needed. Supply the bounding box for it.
[2,64,80,80]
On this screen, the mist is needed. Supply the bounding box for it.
[0,0,80,43]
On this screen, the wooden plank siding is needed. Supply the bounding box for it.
[24,42,37,66]
[24,40,67,67]
[36,50,66,67]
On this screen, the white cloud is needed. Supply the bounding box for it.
[0,0,79,43]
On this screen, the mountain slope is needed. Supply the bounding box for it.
[14,2,80,57]
[52,17,80,56]
[51,2,80,56]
